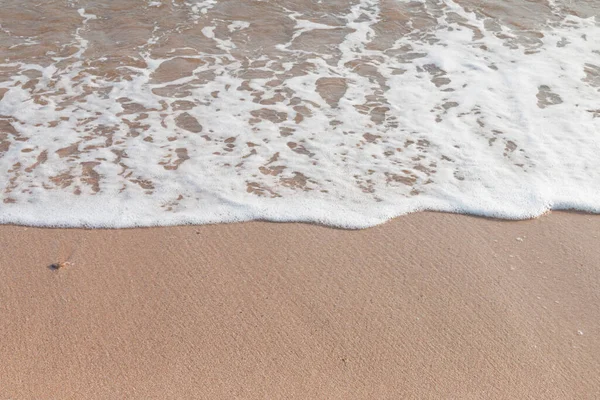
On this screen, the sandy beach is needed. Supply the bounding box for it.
[2,1,600,398]
[1,211,599,398]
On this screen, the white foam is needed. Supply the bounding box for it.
[0,0,599,228]
[228,21,250,32]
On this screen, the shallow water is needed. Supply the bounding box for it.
[1,0,599,227]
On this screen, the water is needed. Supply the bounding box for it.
[0,0,599,228]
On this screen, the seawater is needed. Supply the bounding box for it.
[0,0,599,228]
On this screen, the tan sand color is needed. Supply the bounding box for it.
[1,212,599,398]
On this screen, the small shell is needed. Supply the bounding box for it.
[51,261,72,270]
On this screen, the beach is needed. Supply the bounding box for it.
[2,211,599,398]
[1,0,600,397]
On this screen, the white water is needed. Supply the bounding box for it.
[0,0,599,228]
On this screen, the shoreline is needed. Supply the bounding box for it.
[1,207,597,232]
[1,211,599,398]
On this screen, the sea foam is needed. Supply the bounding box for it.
[0,0,599,228]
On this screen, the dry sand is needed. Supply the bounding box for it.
[1,212,599,399]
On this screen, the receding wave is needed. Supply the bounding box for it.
[0,0,599,228]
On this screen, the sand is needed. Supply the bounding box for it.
[1,211,599,399]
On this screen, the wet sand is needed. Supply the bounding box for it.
[1,211,599,398]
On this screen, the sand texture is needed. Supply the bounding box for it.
[1,212,599,399]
